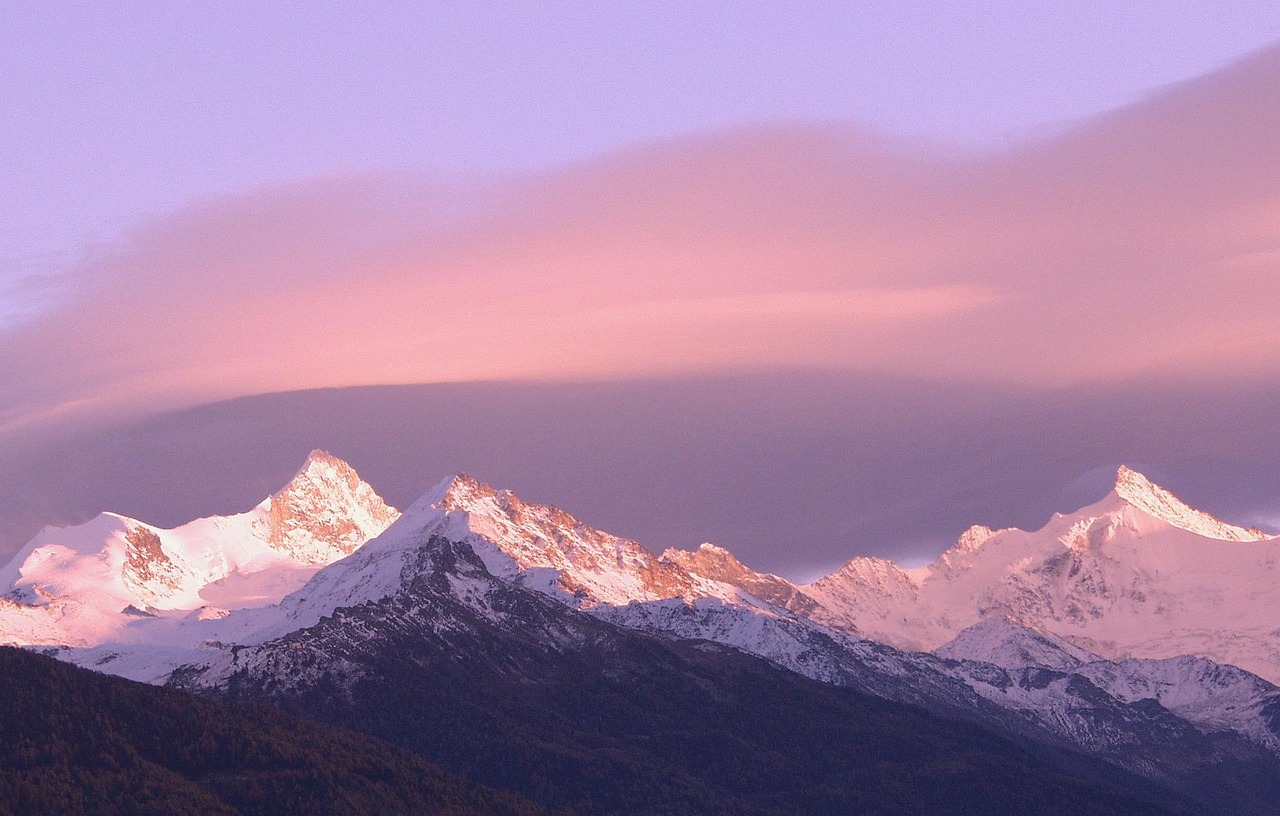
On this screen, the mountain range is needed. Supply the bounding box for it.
[5,451,1280,813]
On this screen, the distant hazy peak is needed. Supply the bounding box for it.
[662,542,751,576]
[935,615,1099,671]
[661,542,813,611]
[818,554,917,589]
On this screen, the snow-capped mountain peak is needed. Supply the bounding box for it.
[425,474,708,607]
[259,449,401,564]
[954,524,1000,553]
[0,451,400,648]
[783,466,1280,683]
[286,472,710,616]
[659,542,753,582]
[412,471,491,511]
[1109,465,1271,542]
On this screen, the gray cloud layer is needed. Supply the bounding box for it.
[2,375,1277,579]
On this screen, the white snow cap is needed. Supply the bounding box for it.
[1112,465,1271,542]
[0,450,399,648]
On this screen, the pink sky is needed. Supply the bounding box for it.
[2,43,1278,443]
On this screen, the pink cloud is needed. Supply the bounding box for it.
[2,45,1278,444]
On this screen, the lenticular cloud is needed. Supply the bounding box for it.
[2,45,1278,443]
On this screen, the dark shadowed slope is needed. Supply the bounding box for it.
[0,647,548,816]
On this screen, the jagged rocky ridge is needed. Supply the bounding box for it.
[5,455,1280,812]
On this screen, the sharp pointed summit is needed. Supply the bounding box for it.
[424,475,699,607]
[263,450,400,564]
[779,464,1280,682]
[1110,465,1271,542]
[0,449,402,649]
[284,449,366,490]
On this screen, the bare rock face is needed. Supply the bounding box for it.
[429,473,702,606]
[122,525,184,606]
[662,543,818,614]
[263,450,400,565]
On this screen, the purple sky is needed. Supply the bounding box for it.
[4,2,1280,304]
[2,5,1280,574]
[4,46,1280,435]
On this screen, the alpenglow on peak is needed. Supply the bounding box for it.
[1111,466,1270,543]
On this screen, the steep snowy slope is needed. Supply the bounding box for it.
[198,473,810,654]
[1077,656,1280,752]
[660,542,820,613]
[261,472,770,620]
[0,450,397,647]
[424,473,716,605]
